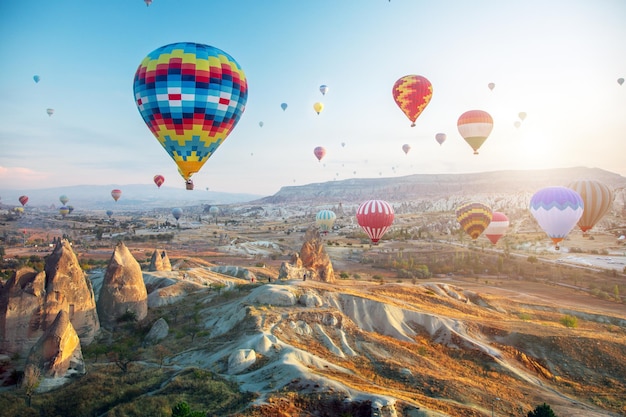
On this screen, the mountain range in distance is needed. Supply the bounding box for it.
[1,166,625,210]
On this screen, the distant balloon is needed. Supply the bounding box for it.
[19,195,29,206]
[111,189,122,202]
[435,133,446,145]
[59,195,69,205]
[483,212,509,245]
[518,112,527,121]
[314,146,326,162]
[133,42,248,185]
[392,75,433,127]
[455,202,492,240]
[33,75,40,83]
[144,0,152,5]
[67,205,74,214]
[529,186,584,250]
[46,108,54,117]
[618,78,624,86]
[514,121,521,129]
[209,206,219,216]
[59,206,70,218]
[313,102,324,115]
[356,200,394,244]
[153,174,165,188]
[341,142,346,147]
[457,110,493,155]
[316,209,336,235]
[319,85,329,95]
[259,121,264,127]
[567,179,613,234]
[106,210,113,219]
[172,207,183,221]
[281,102,288,111]
[14,207,24,214]
[488,82,495,91]
[402,144,411,155]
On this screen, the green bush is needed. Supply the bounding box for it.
[559,314,578,328]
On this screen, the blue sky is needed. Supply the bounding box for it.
[1,0,625,196]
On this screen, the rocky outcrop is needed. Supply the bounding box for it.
[0,240,99,357]
[278,228,335,283]
[148,249,171,271]
[26,310,84,378]
[97,241,148,329]
[144,318,169,346]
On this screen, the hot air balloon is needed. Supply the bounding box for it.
[59,195,69,205]
[209,206,219,216]
[33,75,40,83]
[313,102,324,115]
[518,112,527,121]
[435,133,446,145]
[618,78,624,86]
[483,212,509,245]
[488,82,495,91]
[341,142,346,147]
[356,200,394,244]
[316,209,336,235]
[19,195,29,206]
[46,108,54,117]
[111,189,122,202]
[259,121,264,128]
[144,0,152,5]
[529,186,584,250]
[313,146,326,162]
[402,144,411,155]
[14,207,24,214]
[67,205,74,214]
[567,179,613,234]
[133,42,248,188]
[319,85,329,96]
[153,174,165,188]
[281,102,288,111]
[59,206,70,218]
[457,110,493,155]
[514,121,521,129]
[172,207,183,221]
[455,202,492,240]
[106,210,113,219]
[392,75,433,127]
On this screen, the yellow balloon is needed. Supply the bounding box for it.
[313,102,324,115]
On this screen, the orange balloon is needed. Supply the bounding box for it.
[392,75,433,127]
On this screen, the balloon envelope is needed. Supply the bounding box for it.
[133,42,248,182]
[356,200,394,244]
[281,102,288,111]
[172,207,183,220]
[313,102,324,114]
[259,121,264,127]
[488,82,495,91]
[316,209,336,234]
[153,174,165,188]
[33,75,40,83]
[618,78,624,86]
[567,179,613,233]
[106,210,113,218]
[392,75,433,127]
[59,206,70,217]
[314,146,326,161]
[456,202,492,240]
[319,85,329,95]
[529,186,584,248]
[111,189,122,202]
[518,112,527,121]
[19,195,29,206]
[484,212,509,244]
[59,195,69,205]
[46,108,54,117]
[435,133,446,145]
[457,110,493,155]
[402,144,411,155]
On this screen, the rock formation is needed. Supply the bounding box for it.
[144,317,169,346]
[97,241,148,329]
[0,240,99,357]
[278,228,335,282]
[148,249,171,271]
[26,310,84,378]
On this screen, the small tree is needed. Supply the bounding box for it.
[172,401,204,417]
[528,402,557,417]
[21,364,40,407]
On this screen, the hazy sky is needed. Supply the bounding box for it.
[1,0,625,196]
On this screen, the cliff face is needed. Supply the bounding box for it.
[97,241,148,329]
[0,240,100,357]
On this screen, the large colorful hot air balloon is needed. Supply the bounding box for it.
[59,195,69,205]
[455,202,492,240]
[567,179,613,234]
[316,209,336,235]
[392,75,432,127]
[133,42,248,187]
[356,200,394,244]
[402,144,411,155]
[435,133,446,146]
[172,207,183,221]
[483,212,509,245]
[153,174,165,188]
[457,110,493,155]
[319,85,329,96]
[46,108,54,117]
[19,195,29,206]
[59,206,70,218]
[313,102,324,115]
[111,189,122,202]
[529,186,584,250]
[281,102,288,111]
[314,146,326,162]
[33,75,40,83]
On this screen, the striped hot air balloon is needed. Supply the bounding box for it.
[483,212,509,245]
[456,202,492,240]
[457,110,493,155]
[529,186,584,250]
[315,209,336,235]
[356,200,394,244]
[567,180,613,234]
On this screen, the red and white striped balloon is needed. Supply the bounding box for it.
[356,200,394,244]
